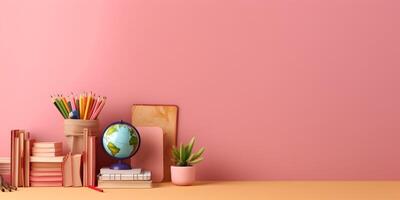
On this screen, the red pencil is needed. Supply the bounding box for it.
[87,185,103,192]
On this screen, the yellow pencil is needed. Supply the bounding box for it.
[84,92,92,120]
[78,94,82,119]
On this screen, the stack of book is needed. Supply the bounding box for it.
[97,168,152,189]
[30,142,64,187]
[10,130,32,187]
[0,157,11,182]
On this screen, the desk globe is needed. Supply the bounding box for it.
[102,121,140,169]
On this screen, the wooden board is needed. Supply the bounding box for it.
[131,127,164,182]
[132,104,178,181]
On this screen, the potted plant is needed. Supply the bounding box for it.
[171,137,205,186]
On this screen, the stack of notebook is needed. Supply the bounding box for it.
[10,130,32,187]
[97,168,152,189]
[0,157,11,182]
[30,142,64,187]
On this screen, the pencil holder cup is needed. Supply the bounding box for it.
[64,119,99,154]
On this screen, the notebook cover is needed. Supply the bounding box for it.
[132,105,178,181]
[131,127,164,182]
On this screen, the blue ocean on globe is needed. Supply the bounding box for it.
[102,123,139,159]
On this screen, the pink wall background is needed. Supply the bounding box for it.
[1,0,400,180]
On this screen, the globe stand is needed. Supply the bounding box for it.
[110,160,131,170]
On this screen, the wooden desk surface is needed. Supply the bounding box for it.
[2,181,400,200]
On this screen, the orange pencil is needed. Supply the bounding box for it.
[84,92,92,120]
[79,94,83,119]
[81,93,87,119]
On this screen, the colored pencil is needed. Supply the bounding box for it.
[75,98,80,119]
[84,92,92,120]
[88,96,99,119]
[91,97,106,120]
[51,92,106,120]
[71,94,77,111]
[61,95,71,113]
[51,97,66,119]
[55,97,68,118]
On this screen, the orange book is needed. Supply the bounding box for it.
[32,152,62,157]
[30,176,62,182]
[24,138,32,187]
[31,171,63,177]
[32,147,62,153]
[30,181,62,187]
[33,142,62,149]
[31,167,62,172]
[31,162,62,168]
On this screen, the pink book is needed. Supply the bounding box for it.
[30,176,62,182]
[63,153,72,187]
[30,181,62,187]
[131,127,164,182]
[88,136,96,186]
[72,154,82,187]
[31,167,62,172]
[32,152,62,157]
[31,171,63,177]
[32,147,62,153]
[33,142,62,149]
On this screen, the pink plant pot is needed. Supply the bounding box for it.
[171,166,196,186]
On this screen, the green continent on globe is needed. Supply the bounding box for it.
[105,125,119,137]
[107,142,120,156]
[129,135,138,146]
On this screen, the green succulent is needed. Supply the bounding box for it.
[172,137,205,166]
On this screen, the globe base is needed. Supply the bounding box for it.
[110,160,131,170]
